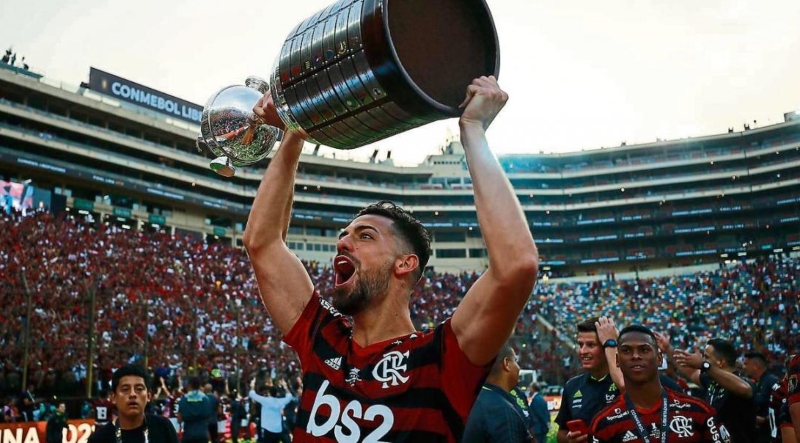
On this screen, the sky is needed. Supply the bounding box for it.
[2,0,800,166]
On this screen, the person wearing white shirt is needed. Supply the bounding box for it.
[248,378,293,443]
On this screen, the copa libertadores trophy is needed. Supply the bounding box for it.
[198,0,500,177]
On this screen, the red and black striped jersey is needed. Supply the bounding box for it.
[589,388,730,443]
[166,394,182,418]
[769,379,787,443]
[787,353,800,407]
[283,292,490,443]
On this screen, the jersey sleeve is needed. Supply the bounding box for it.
[587,414,611,443]
[698,403,729,443]
[283,291,337,366]
[439,318,493,422]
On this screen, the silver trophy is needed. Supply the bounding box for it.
[199,0,500,176]
[197,77,280,177]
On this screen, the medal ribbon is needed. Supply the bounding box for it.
[624,390,668,443]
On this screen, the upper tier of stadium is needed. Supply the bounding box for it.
[1,63,799,274]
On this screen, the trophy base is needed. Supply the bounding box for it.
[210,156,236,178]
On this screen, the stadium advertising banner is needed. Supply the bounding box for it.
[0,419,95,443]
[88,67,203,125]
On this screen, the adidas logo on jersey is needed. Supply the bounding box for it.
[622,431,637,442]
[325,356,342,370]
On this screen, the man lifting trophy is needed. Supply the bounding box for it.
[231,1,541,442]
[197,0,500,176]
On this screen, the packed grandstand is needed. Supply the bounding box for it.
[0,58,799,440]
[1,209,798,398]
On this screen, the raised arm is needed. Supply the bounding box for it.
[668,345,701,385]
[159,377,171,398]
[451,76,539,366]
[596,317,625,393]
[673,347,753,398]
[243,93,314,334]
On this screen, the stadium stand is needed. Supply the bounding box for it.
[1,209,797,399]
[1,62,799,442]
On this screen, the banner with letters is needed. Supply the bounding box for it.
[0,419,95,443]
[88,67,203,125]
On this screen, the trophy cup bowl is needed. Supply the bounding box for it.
[197,77,281,177]
[198,0,499,177]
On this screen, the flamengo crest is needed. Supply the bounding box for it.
[669,416,694,438]
[372,350,410,389]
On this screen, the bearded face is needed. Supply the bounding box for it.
[333,257,393,315]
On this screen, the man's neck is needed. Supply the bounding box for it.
[752,368,765,381]
[351,294,416,347]
[588,367,609,380]
[486,377,513,392]
[119,413,145,430]
[625,380,663,409]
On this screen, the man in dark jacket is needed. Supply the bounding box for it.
[46,403,68,443]
[178,377,213,443]
[88,365,178,443]
[463,344,532,443]
[529,383,551,443]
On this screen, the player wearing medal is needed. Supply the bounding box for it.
[589,326,728,443]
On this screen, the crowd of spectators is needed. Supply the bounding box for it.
[534,257,799,374]
[0,208,797,406]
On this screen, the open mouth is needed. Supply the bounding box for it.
[629,365,645,371]
[334,255,356,288]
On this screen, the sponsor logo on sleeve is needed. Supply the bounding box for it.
[707,416,731,443]
[319,298,343,318]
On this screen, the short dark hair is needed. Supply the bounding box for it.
[744,352,768,367]
[577,317,599,334]
[112,365,150,393]
[490,344,516,376]
[618,325,658,346]
[355,201,432,280]
[269,386,279,397]
[708,338,737,367]
[188,376,202,390]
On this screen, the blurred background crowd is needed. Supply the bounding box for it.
[1,208,797,418]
